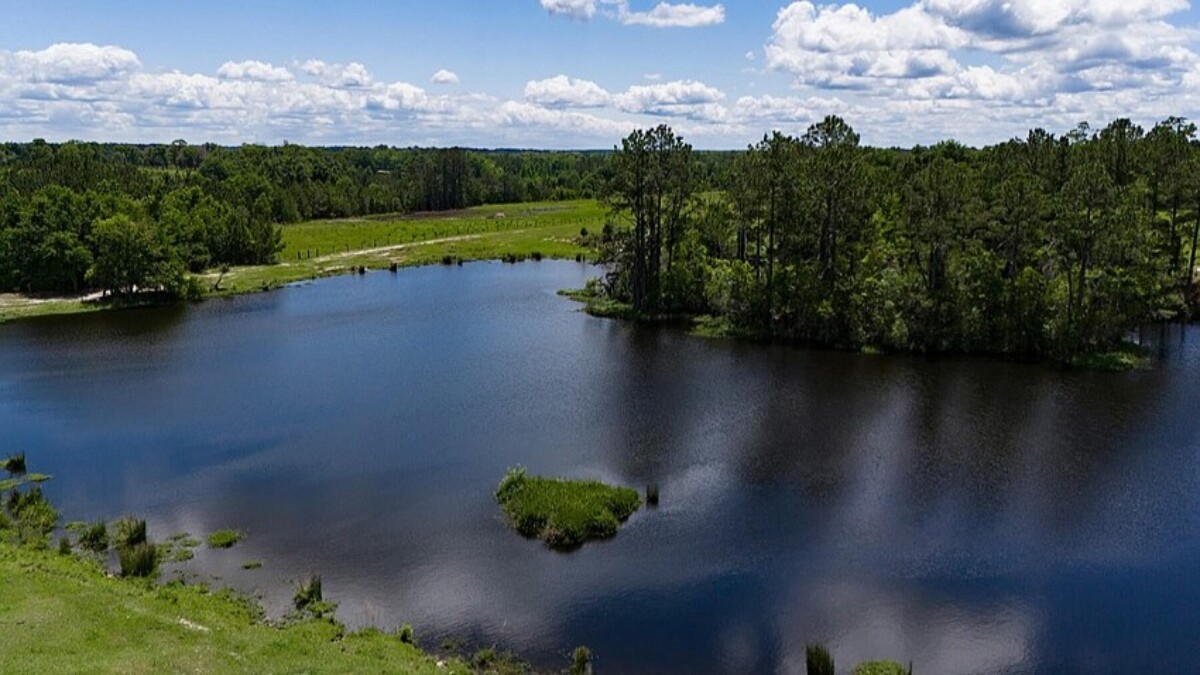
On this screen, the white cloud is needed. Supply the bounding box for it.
[430,69,460,85]
[1,43,140,84]
[616,79,727,120]
[300,60,373,88]
[524,75,611,108]
[540,0,725,28]
[540,0,596,20]
[616,2,726,28]
[217,60,294,82]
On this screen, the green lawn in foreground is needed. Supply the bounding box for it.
[495,467,641,550]
[0,543,466,674]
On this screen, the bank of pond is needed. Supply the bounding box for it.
[2,456,912,673]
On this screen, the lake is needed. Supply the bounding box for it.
[2,261,1198,674]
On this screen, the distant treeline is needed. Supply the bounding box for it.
[0,140,730,297]
[599,118,1200,359]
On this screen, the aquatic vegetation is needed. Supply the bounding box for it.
[645,484,660,507]
[852,661,912,675]
[206,529,244,549]
[119,542,159,578]
[112,517,147,550]
[495,467,641,550]
[293,575,335,618]
[161,532,201,563]
[570,646,592,675]
[3,453,25,474]
[76,520,109,553]
[242,560,263,570]
[807,643,835,675]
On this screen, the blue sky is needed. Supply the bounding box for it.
[0,1,1197,148]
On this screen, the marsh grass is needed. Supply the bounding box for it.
[807,643,835,675]
[397,624,414,644]
[242,560,263,570]
[3,452,26,474]
[113,517,147,550]
[207,529,244,549]
[571,646,593,675]
[77,520,109,553]
[294,575,335,618]
[645,484,660,507]
[852,661,912,675]
[495,467,641,551]
[161,532,201,563]
[119,542,159,578]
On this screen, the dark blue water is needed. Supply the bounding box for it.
[2,261,1199,674]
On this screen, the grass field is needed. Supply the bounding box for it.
[0,199,608,324]
[210,199,605,296]
[0,543,467,674]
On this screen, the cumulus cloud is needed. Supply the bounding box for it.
[217,60,294,82]
[540,0,596,20]
[617,2,726,27]
[0,43,140,84]
[524,75,611,108]
[616,79,727,120]
[430,69,460,85]
[540,0,725,27]
[300,60,373,88]
[764,0,1199,119]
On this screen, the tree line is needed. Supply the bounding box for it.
[599,118,1200,358]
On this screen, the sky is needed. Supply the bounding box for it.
[0,0,1198,149]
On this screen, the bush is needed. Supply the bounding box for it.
[807,643,835,675]
[119,542,159,578]
[397,624,414,645]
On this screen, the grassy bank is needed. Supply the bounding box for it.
[0,543,466,674]
[495,467,641,551]
[0,200,605,325]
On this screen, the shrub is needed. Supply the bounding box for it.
[531,251,543,261]
[119,542,159,578]
[397,624,414,644]
[57,536,72,555]
[441,255,455,266]
[807,643,835,675]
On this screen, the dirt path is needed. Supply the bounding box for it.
[0,290,104,309]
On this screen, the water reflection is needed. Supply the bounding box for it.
[1,261,1198,673]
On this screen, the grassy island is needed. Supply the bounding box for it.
[495,467,641,550]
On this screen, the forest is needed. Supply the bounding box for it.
[596,118,1200,359]
[2,118,1197,360]
[0,142,642,297]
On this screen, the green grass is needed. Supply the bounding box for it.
[208,199,603,297]
[852,661,911,675]
[206,529,244,549]
[495,467,641,551]
[0,200,605,325]
[1069,342,1152,371]
[0,543,467,674]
